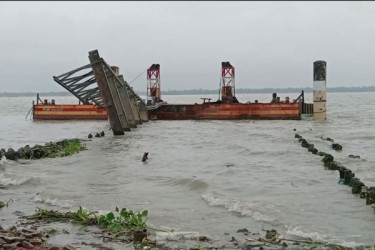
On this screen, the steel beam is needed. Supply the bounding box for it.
[53,64,147,110]
[53,64,104,107]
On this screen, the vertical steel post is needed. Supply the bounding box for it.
[88,50,124,135]
[313,60,327,121]
[147,64,161,104]
[221,62,236,103]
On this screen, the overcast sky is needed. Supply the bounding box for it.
[1,1,375,92]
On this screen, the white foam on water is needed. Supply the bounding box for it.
[34,193,74,209]
[286,226,364,248]
[0,156,9,165]
[202,191,279,225]
[0,172,33,187]
[285,226,325,242]
[337,241,364,248]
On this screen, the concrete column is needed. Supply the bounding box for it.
[89,50,124,135]
[105,69,131,131]
[138,102,149,122]
[129,95,142,124]
[117,75,137,128]
[313,60,327,121]
[110,66,120,76]
[118,75,142,125]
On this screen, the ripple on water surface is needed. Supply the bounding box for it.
[1,93,375,246]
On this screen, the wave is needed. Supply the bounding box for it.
[0,156,10,165]
[285,226,325,242]
[34,193,74,209]
[163,177,209,191]
[0,173,36,188]
[285,226,363,248]
[202,191,280,225]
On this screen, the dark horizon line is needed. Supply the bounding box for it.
[1,85,375,97]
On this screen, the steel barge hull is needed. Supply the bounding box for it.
[33,104,107,120]
[147,102,301,120]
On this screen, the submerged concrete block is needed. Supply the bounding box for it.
[366,187,375,205]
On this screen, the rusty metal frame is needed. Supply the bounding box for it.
[53,63,146,109]
[53,64,103,107]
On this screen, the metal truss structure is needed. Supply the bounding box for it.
[53,62,146,108]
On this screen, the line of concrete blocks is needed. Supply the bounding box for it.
[294,133,375,208]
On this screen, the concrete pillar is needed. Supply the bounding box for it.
[110,66,120,76]
[129,95,142,125]
[118,75,142,125]
[117,75,137,128]
[313,60,327,120]
[138,102,149,122]
[105,69,131,131]
[88,50,124,135]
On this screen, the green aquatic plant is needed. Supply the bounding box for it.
[27,206,97,225]
[27,206,149,236]
[98,207,149,234]
[43,139,86,158]
[71,206,98,225]
[59,139,86,156]
[44,228,58,235]
[0,199,13,208]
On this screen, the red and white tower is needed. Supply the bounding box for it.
[221,62,236,103]
[147,64,161,104]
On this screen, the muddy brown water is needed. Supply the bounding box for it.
[1,92,375,248]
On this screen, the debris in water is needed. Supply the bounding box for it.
[142,152,149,162]
[332,143,343,151]
[348,154,360,159]
[265,229,279,240]
[236,228,249,233]
[321,137,334,142]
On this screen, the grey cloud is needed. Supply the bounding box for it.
[1,1,375,92]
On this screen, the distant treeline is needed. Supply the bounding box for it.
[160,86,375,95]
[0,91,72,97]
[1,86,375,97]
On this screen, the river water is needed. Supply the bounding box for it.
[0,92,375,249]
